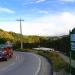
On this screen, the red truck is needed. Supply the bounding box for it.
[0,44,13,61]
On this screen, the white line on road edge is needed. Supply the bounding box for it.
[34,55,41,75]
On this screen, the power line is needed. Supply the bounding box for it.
[16,18,24,49]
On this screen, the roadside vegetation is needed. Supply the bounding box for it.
[36,50,67,72]
[67,51,75,60]
[35,50,70,73]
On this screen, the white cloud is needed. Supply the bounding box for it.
[0,22,20,33]
[32,12,75,35]
[23,0,46,5]
[35,0,46,3]
[39,10,49,14]
[0,7,15,14]
[0,12,75,36]
[59,0,75,2]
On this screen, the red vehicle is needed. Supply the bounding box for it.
[0,44,13,61]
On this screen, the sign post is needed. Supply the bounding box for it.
[69,28,75,75]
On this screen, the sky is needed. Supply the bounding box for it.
[0,0,75,36]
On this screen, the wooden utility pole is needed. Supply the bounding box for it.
[16,18,24,49]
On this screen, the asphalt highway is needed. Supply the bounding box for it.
[0,52,52,75]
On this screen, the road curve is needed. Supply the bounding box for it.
[38,55,53,75]
[0,52,52,75]
[0,52,41,75]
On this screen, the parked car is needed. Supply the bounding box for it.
[0,44,13,61]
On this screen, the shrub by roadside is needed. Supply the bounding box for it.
[15,48,32,52]
[37,50,67,72]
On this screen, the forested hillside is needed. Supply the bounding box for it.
[0,29,69,53]
[0,29,14,43]
[0,29,43,49]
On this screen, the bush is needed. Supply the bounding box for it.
[37,50,67,72]
[15,48,32,52]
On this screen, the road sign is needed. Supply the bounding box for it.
[70,28,75,51]
[70,34,75,41]
[69,28,75,75]
[71,42,75,51]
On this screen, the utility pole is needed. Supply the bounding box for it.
[16,18,24,49]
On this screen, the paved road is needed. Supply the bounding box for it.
[38,55,53,75]
[0,52,52,75]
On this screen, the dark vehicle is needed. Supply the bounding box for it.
[0,44,13,61]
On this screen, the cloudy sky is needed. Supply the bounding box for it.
[0,0,75,36]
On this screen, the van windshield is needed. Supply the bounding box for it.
[0,44,5,50]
